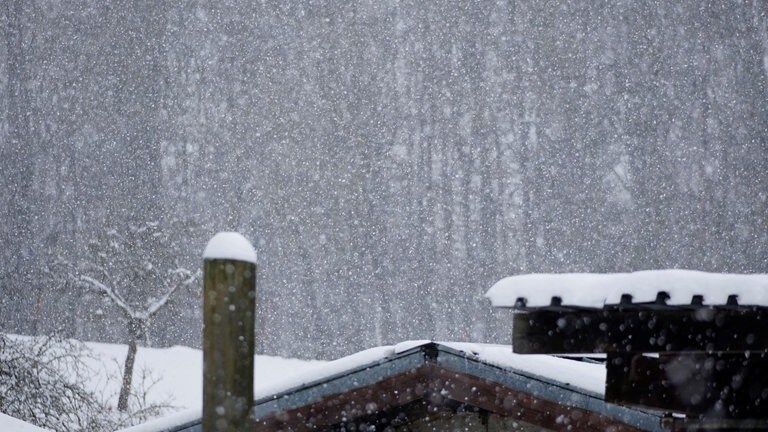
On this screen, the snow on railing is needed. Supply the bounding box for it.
[486,269,768,308]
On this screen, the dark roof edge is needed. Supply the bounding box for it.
[163,419,202,432]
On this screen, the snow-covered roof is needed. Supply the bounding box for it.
[0,413,52,432]
[486,269,768,309]
[116,409,200,432]
[254,340,605,398]
[125,341,627,432]
[251,341,663,431]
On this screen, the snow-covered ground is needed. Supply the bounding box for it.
[1,336,325,431]
[81,341,325,412]
[0,412,51,432]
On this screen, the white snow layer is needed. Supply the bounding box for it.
[0,413,52,432]
[252,345,396,400]
[444,342,605,395]
[202,231,257,264]
[117,409,200,432]
[254,341,605,400]
[78,342,323,413]
[486,269,768,308]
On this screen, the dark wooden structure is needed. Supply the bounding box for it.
[251,342,663,431]
[504,290,768,431]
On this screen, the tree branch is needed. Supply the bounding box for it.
[612,165,631,196]
[145,268,196,318]
[80,276,137,319]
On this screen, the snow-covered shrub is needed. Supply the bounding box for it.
[0,334,169,431]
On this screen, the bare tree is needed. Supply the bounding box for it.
[79,222,197,411]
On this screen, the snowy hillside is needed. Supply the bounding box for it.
[80,340,325,413]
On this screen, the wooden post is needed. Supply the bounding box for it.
[202,232,257,432]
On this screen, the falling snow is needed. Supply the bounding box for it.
[1,1,767,430]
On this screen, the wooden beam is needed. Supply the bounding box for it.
[513,308,768,354]
[605,352,768,419]
[203,232,258,432]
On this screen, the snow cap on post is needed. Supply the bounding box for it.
[202,231,257,264]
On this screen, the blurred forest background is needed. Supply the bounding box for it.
[1,0,767,359]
